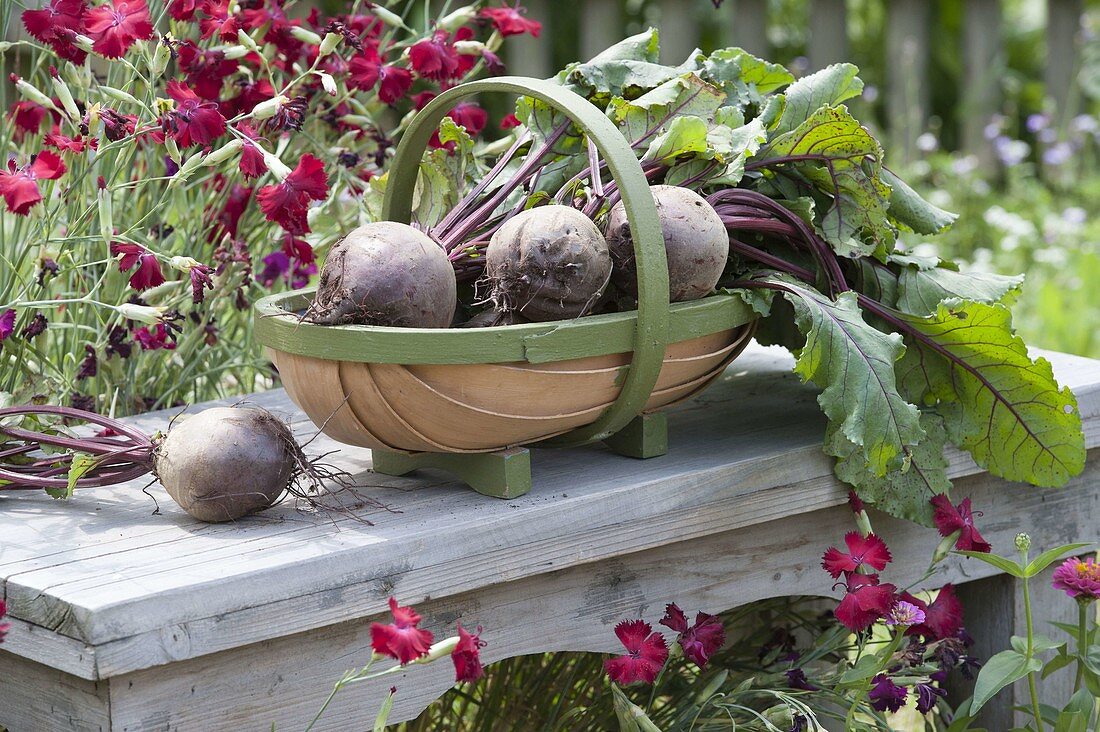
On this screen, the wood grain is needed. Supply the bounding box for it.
[103,461,1100,729]
[1,343,1097,714]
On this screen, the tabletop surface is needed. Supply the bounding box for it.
[2,343,1098,681]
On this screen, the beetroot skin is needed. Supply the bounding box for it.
[486,205,612,322]
[309,222,457,327]
[153,406,296,522]
[606,185,729,302]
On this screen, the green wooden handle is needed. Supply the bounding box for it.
[382,76,670,446]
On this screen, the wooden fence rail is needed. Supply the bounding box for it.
[505,0,1089,162]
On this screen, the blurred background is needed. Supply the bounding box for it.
[501,0,1100,357]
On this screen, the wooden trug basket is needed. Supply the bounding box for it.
[254,77,756,498]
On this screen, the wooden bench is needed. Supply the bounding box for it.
[1,344,1098,731]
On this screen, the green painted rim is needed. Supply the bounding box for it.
[255,288,755,365]
[383,77,669,444]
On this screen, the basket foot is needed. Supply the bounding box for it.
[603,412,668,459]
[371,447,532,499]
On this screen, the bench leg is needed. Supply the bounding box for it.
[371,447,532,499]
[603,412,668,459]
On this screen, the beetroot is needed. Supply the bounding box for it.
[309,222,456,328]
[152,407,302,522]
[485,205,612,322]
[0,404,357,523]
[605,185,728,302]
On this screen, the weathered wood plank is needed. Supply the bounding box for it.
[1046,0,1083,121]
[807,0,847,70]
[104,460,1100,728]
[579,0,620,61]
[885,0,932,163]
[1,346,1098,681]
[725,0,769,59]
[659,0,701,65]
[961,0,1003,166]
[0,615,98,679]
[0,650,110,732]
[502,0,553,79]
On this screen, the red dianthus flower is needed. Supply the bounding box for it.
[603,619,668,685]
[451,624,486,682]
[821,532,892,579]
[85,0,153,59]
[370,597,434,664]
[0,151,66,216]
[931,495,991,553]
[480,5,541,37]
[256,154,328,235]
[161,81,228,147]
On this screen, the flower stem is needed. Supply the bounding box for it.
[844,628,904,729]
[1075,600,1088,691]
[1021,559,1045,732]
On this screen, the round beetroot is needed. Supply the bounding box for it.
[606,185,728,302]
[309,222,456,327]
[486,205,612,322]
[152,407,296,522]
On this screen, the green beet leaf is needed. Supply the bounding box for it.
[772,62,864,136]
[882,167,958,234]
[640,115,711,164]
[895,299,1086,487]
[608,73,726,146]
[895,261,1022,316]
[829,412,950,525]
[755,274,924,476]
[701,47,794,109]
[566,29,698,101]
[756,106,893,258]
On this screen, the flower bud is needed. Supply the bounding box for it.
[251,94,289,120]
[346,97,369,116]
[164,136,182,165]
[453,40,485,56]
[117,303,163,325]
[51,72,80,120]
[97,186,113,247]
[237,29,261,54]
[99,85,143,108]
[1015,533,1032,552]
[151,37,172,79]
[203,138,244,166]
[371,5,409,29]
[169,256,202,272]
[415,636,460,664]
[222,45,249,60]
[10,74,59,112]
[318,32,341,57]
[932,531,960,565]
[73,34,94,53]
[263,150,293,181]
[172,152,207,183]
[339,114,372,128]
[318,71,337,96]
[438,6,476,31]
[289,27,322,47]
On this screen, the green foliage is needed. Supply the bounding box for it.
[895,300,1085,487]
[829,412,950,526]
[757,105,893,257]
[399,598,894,732]
[506,26,1086,521]
[756,275,923,476]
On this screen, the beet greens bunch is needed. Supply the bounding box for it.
[366,28,1085,524]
